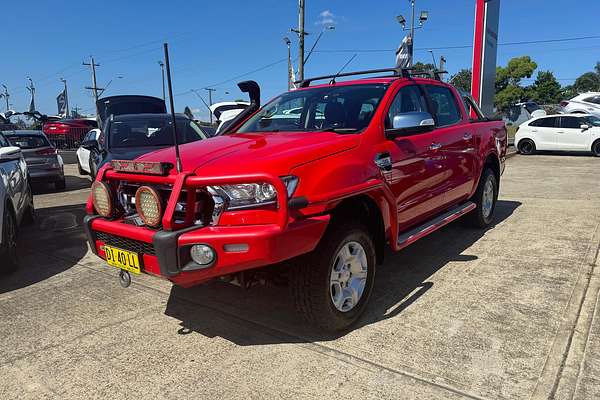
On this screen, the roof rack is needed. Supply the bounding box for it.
[295,67,448,88]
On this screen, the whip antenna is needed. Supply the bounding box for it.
[163,43,182,173]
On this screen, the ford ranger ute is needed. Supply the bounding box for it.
[83,68,507,331]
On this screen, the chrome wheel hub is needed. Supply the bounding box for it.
[482,178,495,219]
[330,241,368,312]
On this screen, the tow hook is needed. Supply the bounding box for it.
[119,270,132,288]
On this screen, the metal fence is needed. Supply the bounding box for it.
[45,127,90,150]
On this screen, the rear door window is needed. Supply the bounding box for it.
[6,135,51,149]
[529,117,558,128]
[424,85,462,127]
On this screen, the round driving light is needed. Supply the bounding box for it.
[190,244,215,265]
[91,181,113,217]
[257,183,276,201]
[135,186,163,227]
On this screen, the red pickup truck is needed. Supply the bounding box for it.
[84,69,507,331]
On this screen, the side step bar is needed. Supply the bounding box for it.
[397,201,476,250]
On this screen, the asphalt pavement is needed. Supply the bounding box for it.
[1,153,599,399]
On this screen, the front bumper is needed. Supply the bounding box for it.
[84,215,329,287]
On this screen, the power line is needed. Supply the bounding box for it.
[315,34,600,54]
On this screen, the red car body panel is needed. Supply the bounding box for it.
[84,76,507,287]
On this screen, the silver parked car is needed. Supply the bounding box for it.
[0,132,34,273]
[560,92,600,117]
[3,130,66,190]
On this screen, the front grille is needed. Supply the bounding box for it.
[96,231,156,256]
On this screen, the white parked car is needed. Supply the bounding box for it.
[0,132,34,273]
[560,93,600,117]
[515,114,600,156]
[76,128,100,175]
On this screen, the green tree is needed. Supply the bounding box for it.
[450,69,472,93]
[494,56,538,111]
[529,70,561,104]
[411,62,436,74]
[595,61,600,76]
[495,56,538,92]
[574,72,600,93]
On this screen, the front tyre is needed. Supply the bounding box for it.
[0,207,19,274]
[290,223,376,332]
[465,168,498,228]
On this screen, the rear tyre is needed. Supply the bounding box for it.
[518,139,536,155]
[22,183,35,225]
[77,159,87,175]
[592,140,600,157]
[89,159,97,180]
[0,207,19,274]
[54,178,66,191]
[290,222,376,332]
[465,168,498,229]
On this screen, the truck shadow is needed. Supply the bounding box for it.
[164,199,521,344]
[0,203,89,294]
[31,174,91,194]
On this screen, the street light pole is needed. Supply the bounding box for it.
[158,61,166,101]
[304,25,335,65]
[396,0,429,67]
[204,88,216,124]
[284,37,293,90]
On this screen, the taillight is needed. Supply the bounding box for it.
[35,148,57,155]
[43,123,70,135]
[559,101,569,108]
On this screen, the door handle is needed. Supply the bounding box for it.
[429,142,442,151]
[374,152,392,172]
[463,133,473,140]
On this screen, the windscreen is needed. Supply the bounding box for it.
[6,134,51,149]
[109,117,208,148]
[236,84,388,134]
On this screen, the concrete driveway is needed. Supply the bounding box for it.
[1,154,599,399]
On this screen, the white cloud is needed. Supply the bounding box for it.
[316,9,337,26]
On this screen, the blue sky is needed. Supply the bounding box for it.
[3,0,600,120]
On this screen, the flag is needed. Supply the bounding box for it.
[56,89,67,116]
[288,62,297,90]
[28,95,35,113]
[395,34,413,69]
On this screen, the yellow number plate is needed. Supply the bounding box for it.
[104,246,141,274]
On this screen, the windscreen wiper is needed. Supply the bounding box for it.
[313,127,359,134]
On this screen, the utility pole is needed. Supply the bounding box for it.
[60,78,69,118]
[72,105,81,118]
[290,0,307,81]
[26,76,35,112]
[83,56,101,120]
[396,0,429,67]
[204,88,216,124]
[1,85,9,111]
[158,61,166,101]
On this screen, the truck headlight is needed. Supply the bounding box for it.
[91,182,113,217]
[209,176,298,211]
[135,186,163,227]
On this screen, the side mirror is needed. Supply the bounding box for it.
[0,146,22,161]
[81,139,98,150]
[581,124,590,131]
[387,112,435,138]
